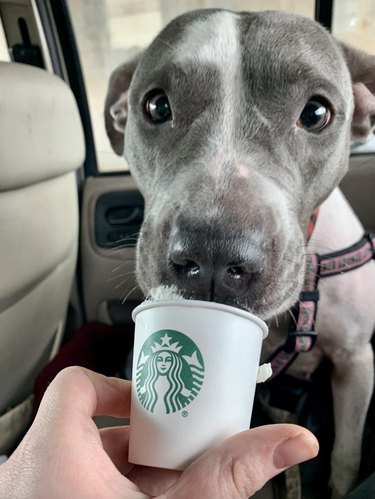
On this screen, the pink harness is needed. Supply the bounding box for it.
[267,232,375,380]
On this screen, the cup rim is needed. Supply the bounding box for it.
[132,299,268,339]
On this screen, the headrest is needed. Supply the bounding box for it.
[0,62,85,191]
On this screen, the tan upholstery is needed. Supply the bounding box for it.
[0,62,85,454]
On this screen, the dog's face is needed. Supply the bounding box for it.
[106,10,375,320]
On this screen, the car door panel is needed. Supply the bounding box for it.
[81,175,143,324]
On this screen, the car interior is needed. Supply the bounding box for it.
[0,0,374,497]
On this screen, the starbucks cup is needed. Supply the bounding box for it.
[129,300,268,470]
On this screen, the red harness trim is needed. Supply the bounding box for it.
[308,209,319,241]
[267,226,375,380]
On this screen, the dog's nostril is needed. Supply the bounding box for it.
[170,255,201,277]
[184,260,200,276]
[226,264,262,282]
[227,266,244,279]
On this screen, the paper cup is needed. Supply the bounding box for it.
[129,300,268,470]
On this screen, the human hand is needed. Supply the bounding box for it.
[0,367,318,498]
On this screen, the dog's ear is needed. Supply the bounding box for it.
[104,54,142,156]
[340,43,375,142]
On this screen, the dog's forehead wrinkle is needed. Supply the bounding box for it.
[246,99,274,131]
[237,14,351,107]
[240,10,340,66]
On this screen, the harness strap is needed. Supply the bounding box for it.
[319,233,375,277]
[267,232,375,380]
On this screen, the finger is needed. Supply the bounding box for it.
[159,424,319,499]
[100,426,133,476]
[126,466,182,497]
[38,366,131,422]
[100,426,182,496]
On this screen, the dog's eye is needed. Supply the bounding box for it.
[144,91,172,123]
[297,99,331,132]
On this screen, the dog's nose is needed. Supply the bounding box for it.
[168,232,264,297]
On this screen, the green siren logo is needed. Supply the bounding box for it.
[136,330,205,414]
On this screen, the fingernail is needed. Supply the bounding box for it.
[273,434,319,469]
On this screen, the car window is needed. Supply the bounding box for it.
[0,16,10,61]
[332,1,375,154]
[332,1,375,54]
[67,0,315,173]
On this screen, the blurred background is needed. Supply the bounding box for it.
[3,1,372,171]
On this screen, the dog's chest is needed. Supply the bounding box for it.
[259,187,375,381]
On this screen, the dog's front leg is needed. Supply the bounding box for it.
[329,343,374,498]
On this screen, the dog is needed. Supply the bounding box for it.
[104,9,375,498]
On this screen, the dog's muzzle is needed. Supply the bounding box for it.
[164,216,275,304]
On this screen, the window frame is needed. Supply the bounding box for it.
[36,0,99,177]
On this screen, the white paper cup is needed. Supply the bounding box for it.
[129,300,268,470]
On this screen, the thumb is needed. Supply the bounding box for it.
[159,424,319,499]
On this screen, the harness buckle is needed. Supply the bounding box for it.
[299,290,320,302]
[284,330,318,353]
[285,290,320,353]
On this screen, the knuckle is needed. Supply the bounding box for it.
[221,454,266,498]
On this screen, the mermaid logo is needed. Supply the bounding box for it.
[136,329,205,415]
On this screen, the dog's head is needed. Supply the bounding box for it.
[105,9,375,319]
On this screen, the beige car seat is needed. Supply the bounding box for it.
[0,62,85,454]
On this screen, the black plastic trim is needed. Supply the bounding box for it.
[94,170,132,178]
[45,0,98,177]
[315,0,334,31]
[34,0,64,76]
[95,190,144,248]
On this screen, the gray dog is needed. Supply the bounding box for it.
[105,9,375,498]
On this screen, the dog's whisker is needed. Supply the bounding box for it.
[106,246,137,257]
[108,233,140,244]
[122,231,140,239]
[121,284,140,304]
[111,258,136,274]
[281,252,352,277]
[110,249,137,257]
[305,240,340,252]
[114,278,132,290]
[279,257,320,280]
[291,240,338,253]
[107,238,139,248]
[109,257,137,266]
[317,260,352,271]
[108,270,137,282]
[110,239,139,246]
[105,232,140,246]
[287,308,298,328]
[281,257,304,266]
[110,259,136,273]
[156,36,174,49]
